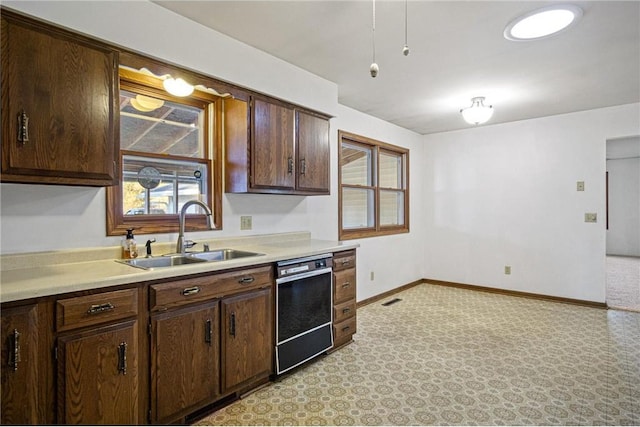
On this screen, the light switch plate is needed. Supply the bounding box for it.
[577,181,585,191]
[585,213,597,223]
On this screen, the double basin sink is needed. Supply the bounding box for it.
[117,249,263,270]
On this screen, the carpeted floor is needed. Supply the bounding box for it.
[196,284,640,426]
[607,256,640,312]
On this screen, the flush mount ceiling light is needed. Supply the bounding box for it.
[163,77,194,97]
[460,97,494,125]
[504,4,582,41]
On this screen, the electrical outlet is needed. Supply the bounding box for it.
[585,213,597,223]
[370,271,375,281]
[577,181,585,191]
[240,216,252,230]
[504,266,511,275]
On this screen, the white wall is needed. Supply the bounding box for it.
[0,1,339,254]
[3,1,638,305]
[329,105,425,302]
[0,0,427,305]
[422,103,640,303]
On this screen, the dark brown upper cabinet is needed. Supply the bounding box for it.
[225,96,330,196]
[1,9,119,186]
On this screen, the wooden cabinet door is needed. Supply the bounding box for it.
[221,288,272,393]
[251,98,295,191]
[57,320,138,425]
[151,301,219,424]
[1,304,39,425]
[296,111,330,194]
[1,10,119,186]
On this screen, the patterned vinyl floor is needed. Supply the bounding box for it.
[196,284,640,426]
[607,256,640,312]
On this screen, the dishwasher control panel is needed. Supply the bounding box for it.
[276,253,333,279]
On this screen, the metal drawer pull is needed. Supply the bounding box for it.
[17,111,29,144]
[342,307,351,314]
[182,286,201,296]
[87,302,115,315]
[117,342,127,375]
[341,260,351,266]
[9,329,20,371]
[342,282,351,288]
[205,319,212,345]
[341,325,351,332]
[230,313,236,337]
[238,276,255,285]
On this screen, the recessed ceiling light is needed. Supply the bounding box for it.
[504,4,582,41]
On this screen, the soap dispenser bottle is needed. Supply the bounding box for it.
[122,228,138,259]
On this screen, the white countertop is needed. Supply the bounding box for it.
[0,233,358,303]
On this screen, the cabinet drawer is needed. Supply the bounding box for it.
[333,316,356,348]
[333,299,356,324]
[332,250,356,271]
[333,269,356,304]
[56,288,138,332]
[150,265,273,311]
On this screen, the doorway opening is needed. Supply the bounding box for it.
[605,136,640,312]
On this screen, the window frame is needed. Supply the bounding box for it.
[106,68,223,236]
[338,130,409,240]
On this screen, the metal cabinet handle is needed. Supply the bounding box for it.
[205,319,212,346]
[8,329,20,371]
[342,307,351,314]
[287,157,293,174]
[341,325,351,332]
[341,260,351,266]
[182,286,200,296]
[17,111,29,144]
[342,282,351,288]
[238,276,255,285]
[87,302,115,315]
[117,342,127,375]
[300,158,306,175]
[230,312,236,337]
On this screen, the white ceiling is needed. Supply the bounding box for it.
[155,1,640,135]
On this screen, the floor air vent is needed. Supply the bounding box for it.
[381,298,402,306]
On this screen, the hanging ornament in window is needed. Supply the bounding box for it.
[137,166,161,189]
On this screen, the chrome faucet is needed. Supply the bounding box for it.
[176,200,214,253]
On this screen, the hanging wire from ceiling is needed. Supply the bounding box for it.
[403,0,410,56]
[370,0,379,78]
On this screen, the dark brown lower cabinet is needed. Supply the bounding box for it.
[221,287,272,393]
[150,301,220,424]
[57,320,139,424]
[1,303,39,425]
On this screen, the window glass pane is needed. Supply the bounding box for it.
[122,155,208,216]
[380,190,404,226]
[341,143,373,186]
[120,90,204,158]
[379,151,402,189]
[123,179,147,215]
[342,188,374,229]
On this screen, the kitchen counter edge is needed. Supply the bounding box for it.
[0,239,359,304]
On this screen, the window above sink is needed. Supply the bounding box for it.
[106,60,225,236]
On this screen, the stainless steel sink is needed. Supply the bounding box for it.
[117,255,207,270]
[188,249,264,262]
